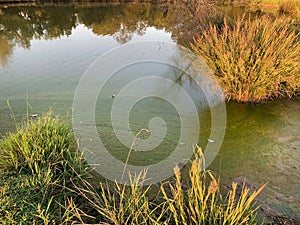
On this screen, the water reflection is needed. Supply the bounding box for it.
[0,2,289,67]
[0,3,171,64]
[0,37,12,66]
[78,3,153,43]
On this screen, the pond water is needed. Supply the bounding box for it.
[0,2,299,221]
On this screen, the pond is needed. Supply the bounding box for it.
[0,2,299,222]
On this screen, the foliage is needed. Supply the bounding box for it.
[192,15,300,102]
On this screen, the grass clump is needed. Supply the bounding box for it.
[0,112,88,224]
[66,147,266,224]
[0,112,86,182]
[192,15,300,102]
[160,149,267,225]
[0,172,56,224]
[67,173,164,224]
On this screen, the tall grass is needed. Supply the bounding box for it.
[65,147,266,224]
[192,15,300,102]
[0,112,86,181]
[66,172,165,224]
[0,112,88,224]
[160,148,267,225]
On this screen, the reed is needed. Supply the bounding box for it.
[160,147,266,225]
[65,147,265,224]
[192,15,300,102]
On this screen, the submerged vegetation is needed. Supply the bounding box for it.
[0,114,266,224]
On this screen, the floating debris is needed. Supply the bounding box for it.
[207,138,215,143]
[31,114,38,119]
[112,94,116,98]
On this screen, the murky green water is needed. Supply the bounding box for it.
[0,2,299,220]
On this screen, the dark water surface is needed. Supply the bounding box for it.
[0,2,299,220]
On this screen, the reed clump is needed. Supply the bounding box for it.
[192,15,300,103]
[66,147,266,224]
[160,148,267,225]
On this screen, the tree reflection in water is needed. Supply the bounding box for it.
[0,3,170,64]
[0,1,219,65]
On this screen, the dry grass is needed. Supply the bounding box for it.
[160,148,267,225]
[192,15,300,102]
[64,147,266,224]
[278,3,298,15]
